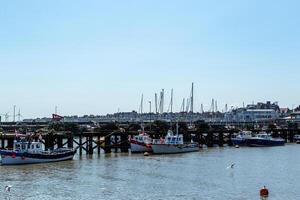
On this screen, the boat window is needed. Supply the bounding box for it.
[32,144,35,149]
[37,144,41,149]
[22,144,26,149]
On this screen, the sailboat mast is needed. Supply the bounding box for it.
[155,93,158,114]
[171,88,173,113]
[191,82,194,113]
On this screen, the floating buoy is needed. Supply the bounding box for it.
[260,186,269,197]
[144,152,150,156]
[235,145,240,148]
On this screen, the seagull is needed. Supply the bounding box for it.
[227,163,235,169]
[5,185,12,192]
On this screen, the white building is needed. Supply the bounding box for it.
[225,109,279,122]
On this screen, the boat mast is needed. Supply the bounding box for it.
[171,88,173,113]
[155,93,158,114]
[191,82,194,113]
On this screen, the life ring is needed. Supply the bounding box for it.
[260,186,269,197]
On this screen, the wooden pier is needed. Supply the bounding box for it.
[1,122,300,155]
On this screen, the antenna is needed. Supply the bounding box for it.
[215,100,218,112]
[55,106,58,115]
[201,103,204,113]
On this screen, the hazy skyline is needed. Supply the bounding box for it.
[1,0,300,119]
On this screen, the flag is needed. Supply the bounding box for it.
[52,114,64,121]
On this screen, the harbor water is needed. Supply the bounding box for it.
[1,144,300,200]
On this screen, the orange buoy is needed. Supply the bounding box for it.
[260,186,269,197]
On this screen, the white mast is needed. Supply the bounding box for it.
[155,93,158,114]
[140,94,144,114]
[171,88,173,113]
[13,105,16,122]
[191,82,194,113]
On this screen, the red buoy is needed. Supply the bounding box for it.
[260,186,269,197]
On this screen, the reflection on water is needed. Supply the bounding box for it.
[1,145,300,199]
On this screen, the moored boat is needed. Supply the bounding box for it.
[130,132,152,153]
[247,132,285,147]
[231,131,253,146]
[151,126,199,154]
[0,138,76,165]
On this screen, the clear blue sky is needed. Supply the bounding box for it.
[0,0,299,118]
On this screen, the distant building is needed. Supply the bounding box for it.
[287,112,300,123]
[246,101,280,112]
[225,108,279,122]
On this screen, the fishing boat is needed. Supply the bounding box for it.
[130,132,152,153]
[231,131,253,146]
[0,138,77,165]
[247,132,285,147]
[151,124,199,154]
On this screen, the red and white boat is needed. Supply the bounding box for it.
[130,131,152,153]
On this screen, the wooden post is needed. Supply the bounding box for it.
[120,134,129,152]
[88,135,93,155]
[97,135,101,154]
[79,135,82,156]
[86,136,89,153]
[57,136,63,148]
[290,130,294,143]
[104,134,111,153]
[207,132,213,147]
[114,135,118,153]
[218,132,224,147]
[282,130,288,143]
[67,134,73,148]
[7,139,14,149]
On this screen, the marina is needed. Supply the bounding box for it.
[1,0,300,199]
[0,121,299,156]
[1,144,300,199]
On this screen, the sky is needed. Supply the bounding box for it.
[0,0,300,119]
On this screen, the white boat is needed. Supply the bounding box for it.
[151,126,199,154]
[0,138,76,165]
[130,132,152,153]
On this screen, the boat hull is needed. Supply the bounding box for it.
[0,150,77,165]
[247,139,285,147]
[130,142,152,153]
[151,143,199,154]
[231,138,248,146]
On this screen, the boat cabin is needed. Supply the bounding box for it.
[14,140,43,153]
[164,130,183,145]
[133,134,152,144]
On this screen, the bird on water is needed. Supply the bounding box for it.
[5,185,12,192]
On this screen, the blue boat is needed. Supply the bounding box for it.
[247,132,285,147]
[231,131,252,146]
